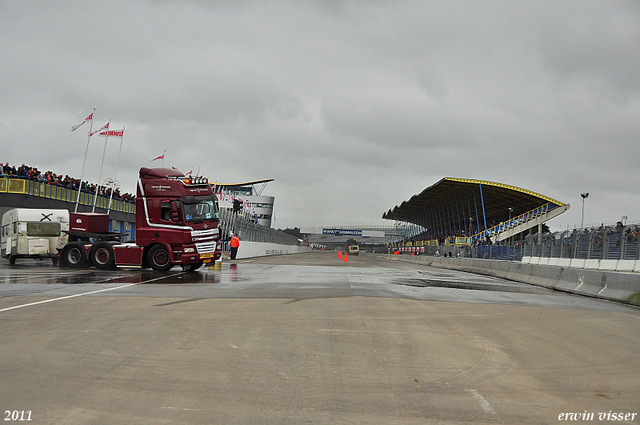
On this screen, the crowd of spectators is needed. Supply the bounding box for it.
[1,162,135,204]
[571,221,639,250]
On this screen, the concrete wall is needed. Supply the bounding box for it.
[382,254,640,307]
[232,242,311,260]
[522,256,640,273]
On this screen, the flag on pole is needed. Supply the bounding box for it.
[90,121,110,136]
[98,129,124,138]
[71,112,94,132]
[149,154,165,162]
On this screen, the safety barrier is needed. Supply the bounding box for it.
[0,176,135,214]
[381,254,640,306]
[228,241,310,260]
[522,256,640,273]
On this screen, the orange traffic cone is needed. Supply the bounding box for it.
[338,251,342,259]
[343,251,348,263]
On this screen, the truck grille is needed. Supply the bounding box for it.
[195,241,216,254]
[191,228,219,238]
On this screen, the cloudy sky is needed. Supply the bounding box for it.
[1,0,639,231]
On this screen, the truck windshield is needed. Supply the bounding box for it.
[182,195,219,223]
[27,222,61,237]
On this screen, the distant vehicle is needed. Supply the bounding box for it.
[1,208,70,265]
[346,238,359,256]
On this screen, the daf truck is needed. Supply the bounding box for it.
[57,167,221,271]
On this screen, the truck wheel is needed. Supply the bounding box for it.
[9,255,16,265]
[63,242,88,268]
[148,245,173,271]
[89,242,116,270]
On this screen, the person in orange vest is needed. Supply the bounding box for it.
[230,234,240,260]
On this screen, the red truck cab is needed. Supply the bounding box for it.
[128,167,221,270]
[59,167,221,271]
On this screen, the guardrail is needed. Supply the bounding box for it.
[0,176,135,214]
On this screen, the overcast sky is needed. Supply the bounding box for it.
[1,0,639,231]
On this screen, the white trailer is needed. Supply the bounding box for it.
[1,208,70,265]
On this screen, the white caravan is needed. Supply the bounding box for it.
[1,208,70,265]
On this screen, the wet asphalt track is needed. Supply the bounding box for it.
[1,251,639,424]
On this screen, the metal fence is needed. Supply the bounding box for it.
[522,224,640,261]
[0,176,135,214]
[218,208,301,252]
[392,223,640,263]
[402,243,523,261]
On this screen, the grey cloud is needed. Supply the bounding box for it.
[1,0,639,229]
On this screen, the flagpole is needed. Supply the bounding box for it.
[92,121,111,213]
[74,108,95,213]
[107,127,124,214]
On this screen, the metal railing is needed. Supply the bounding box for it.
[392,242,523,261]
[218,208,301,252]
[523,224,640,261]
[391,223,640,263]
[471,203,554,242]
[0,176,135,214]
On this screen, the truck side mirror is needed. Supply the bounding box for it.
[171,201,180,222]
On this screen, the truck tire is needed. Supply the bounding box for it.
[9,255,16,265]
[89,242,116,270]
[62,242,88,268]
[147,244,173,271]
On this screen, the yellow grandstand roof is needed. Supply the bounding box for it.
[382,177,565,227]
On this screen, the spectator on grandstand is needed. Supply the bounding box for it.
[1,161,136,204]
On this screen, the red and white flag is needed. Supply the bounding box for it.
[149,154,165,162]
[98,128,124,138]
[186,170,193,175]
[90,121,110,136]
[71,112,94,132]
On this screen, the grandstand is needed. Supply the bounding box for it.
[383,177,569,246]
[0,165,136,240]
[213,179,275,228]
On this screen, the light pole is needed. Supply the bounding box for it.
[508,208,513,245]
[580,193,589,229]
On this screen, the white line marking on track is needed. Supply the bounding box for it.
[0,273,182,313]
[465,389,496,414]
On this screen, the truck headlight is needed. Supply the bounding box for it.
[184,247,196,253]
